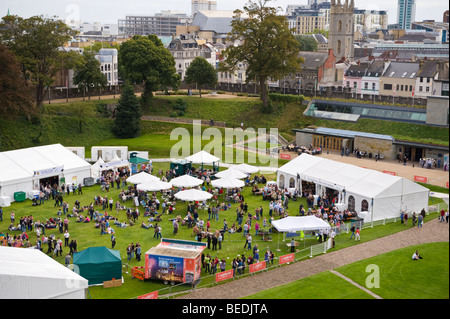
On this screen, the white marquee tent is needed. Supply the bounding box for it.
[0,246,88,299]
[169,174,204,188]
[277,153,429,222]
[215,168,247,179]
[185,150,220,164]
[137,180,172,192]
[231,163,259,174]
[272,216,331,233]
[126,171,160,184]
[174,189,213,202]
[0,144,91,204]
[211,177,245,189]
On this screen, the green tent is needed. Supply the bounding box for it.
[73,246,122,285]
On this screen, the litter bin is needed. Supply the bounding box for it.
[14,191,26,202]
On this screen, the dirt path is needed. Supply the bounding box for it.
[177,218,449,299]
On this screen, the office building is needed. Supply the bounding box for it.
[397,0,416,30]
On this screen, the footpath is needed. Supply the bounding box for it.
[177,218,449,299]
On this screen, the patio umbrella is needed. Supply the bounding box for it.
[211,177,245,189]
[136,180,172,192]
[215,168,247,179]
[174,189,212,202]
[231,163,259,174]
[169,174,204,188]
[126,172,159,184]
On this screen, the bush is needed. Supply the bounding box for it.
[269,93,304,104]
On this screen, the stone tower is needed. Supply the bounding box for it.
[328,0,354,62]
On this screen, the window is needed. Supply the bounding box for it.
[289,178,295,188]
[401,85,404,91]
[372,83,376,90]
[348,196,356,212]
[364,82,369,89]
[384,84,392,90]
[361,200,369,212]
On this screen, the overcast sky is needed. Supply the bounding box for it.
[1,0,448,25]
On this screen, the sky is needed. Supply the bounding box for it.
[1,0,448,25]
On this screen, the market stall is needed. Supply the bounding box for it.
[143,238,207,285]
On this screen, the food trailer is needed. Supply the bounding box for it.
[142,238,206,285]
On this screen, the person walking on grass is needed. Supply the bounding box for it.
[355,227,361,241]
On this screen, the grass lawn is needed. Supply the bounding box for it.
[243,242,449,299]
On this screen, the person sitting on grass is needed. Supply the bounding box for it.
[412,250,423,260]
[141,221,153,229]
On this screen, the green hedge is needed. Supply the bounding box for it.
[269,93,305,104]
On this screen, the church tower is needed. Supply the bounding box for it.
[328,0,354,62]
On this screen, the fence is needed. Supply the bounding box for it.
[150,238,332,299]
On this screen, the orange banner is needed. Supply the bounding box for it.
[138,291,158,299]
[414,175,428,183]
[249,261,266,273]
[215,269,234,282]
[279,253,295,265]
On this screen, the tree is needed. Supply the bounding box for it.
[295,35,318,52]
[184,57,218,97]
[68,102,96,134]
[220,0,303,109]
[119,35,180,105]
[0,44,36,120]
[0,15,77,108]
[73,51,108,100]
[112,82,141,138]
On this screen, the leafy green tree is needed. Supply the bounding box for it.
[220,0,303,110]
[0,44,36,120]
[0,15,77,108]
[295,35,318,52]
[73,51,108,100]
[119,35,180,105]
[112,82,141,138]
[184,57,217,97]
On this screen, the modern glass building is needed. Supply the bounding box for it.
[397,0,416,30]
[304,99,427,124]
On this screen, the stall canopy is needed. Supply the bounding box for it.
[215,168,247,179]
[211,177,245,189]
[73,246,122,285]
[174,189,212,202]
[126,171,160,184]
[231,163,259,174]
[0,246,88,299]
[271,216,331,233]
[100,152,129,170]
[185,150,220,164]
[0,143,91,201]
[277,153,430,221]
[137,180,172,192]
[91,157,105,180]
[169,174,204,188]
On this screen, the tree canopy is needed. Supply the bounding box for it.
[119,35,180,105]
[0,44,35,119]
[73,50,108,100]
[184,57,218,97]
[295,35,318,52]
[0,15,77,108]
[220,0,303,109]
[112,82,141,138]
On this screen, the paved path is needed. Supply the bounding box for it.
[177,218,448,299]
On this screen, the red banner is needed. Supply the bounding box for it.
[279,253,295,265]
[249,261,266,273]
[383,170,396,176]
[138,291,158,299]
[215,269,234,282]
[446,181,449,189]
[414,175,428,183]
[280,154,291,160]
